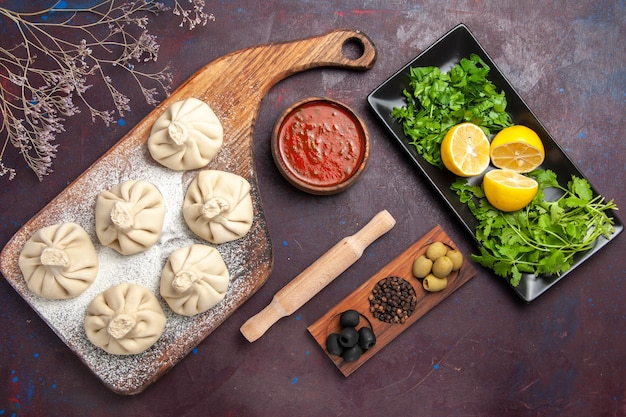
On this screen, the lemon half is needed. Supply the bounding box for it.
[441,123,491,177]
[489,125,545,173]
[483,169,538,212]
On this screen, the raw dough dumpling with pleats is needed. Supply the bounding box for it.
[18,222,98,299]
[148,97,224,171]
[95,179,165,255]
[160,244,230,316]
[183,170,253,244]
[84,283,166,355]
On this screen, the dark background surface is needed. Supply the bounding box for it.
[1,1,624,416]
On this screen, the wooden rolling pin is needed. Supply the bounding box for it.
[240,209,396,342]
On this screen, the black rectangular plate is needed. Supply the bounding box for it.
[367,23,623,302]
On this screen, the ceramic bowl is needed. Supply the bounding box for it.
[271,97,370,195]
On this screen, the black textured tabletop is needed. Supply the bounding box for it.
[1,1,624,416]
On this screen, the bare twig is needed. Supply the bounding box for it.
[0,0,213,181]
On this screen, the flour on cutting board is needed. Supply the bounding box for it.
[7,141,268,393]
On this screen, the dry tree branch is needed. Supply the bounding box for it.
[0,0,213,181]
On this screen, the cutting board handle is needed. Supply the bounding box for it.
[288,28,377,71]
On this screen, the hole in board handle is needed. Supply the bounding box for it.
[341,37,365,61]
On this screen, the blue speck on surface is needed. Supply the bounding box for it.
[118,119,126,126]
[192,348,198,355]
[340,219,346,225]
[52,383,57,389]
[295,314,301,321]
[27,383,34,402]
[282,240,288,246]
[33,353,39,358]
[433,363,439,370]
[291,377,298,384]
[559,87,564,93]
[12,376,18,383]
[51,0,68,9]
[579,132,587,139]
[305,350,310,356]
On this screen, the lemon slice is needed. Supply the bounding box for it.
[483,169,539,212]
[440,123,490,177]
[489,125,545,173]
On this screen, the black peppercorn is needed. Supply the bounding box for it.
[368,276,417,324]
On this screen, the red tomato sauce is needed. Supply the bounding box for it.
[277,101,365,187]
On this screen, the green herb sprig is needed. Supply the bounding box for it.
[391,53,512,168]
[452,169,618,286]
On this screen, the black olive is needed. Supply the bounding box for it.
[338,327,358,348]
[341,345,363,362]
[339,309,360,328]
[325,333,343,356]
[357,327,376,350]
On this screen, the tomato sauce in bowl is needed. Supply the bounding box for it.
[271,98,369,195]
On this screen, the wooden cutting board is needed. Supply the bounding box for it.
[0,29,377,395]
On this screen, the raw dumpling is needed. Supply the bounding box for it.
[160,244,230,316]
[95,179,165,255]
[18,222,98,299]
[84,283,166,355]
[183,170,253,244]
[148,97,224,170]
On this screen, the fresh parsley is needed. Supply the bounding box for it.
[391,53,512,168]
[452,169,618,286]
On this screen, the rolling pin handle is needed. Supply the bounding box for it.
[351,209,396,249]
[240,299,287,343]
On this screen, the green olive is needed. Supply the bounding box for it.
[425,241,447,261]
[446,249,464,271]
[423,274,447,292]
[432,255,453,278]
[412,255,433,278]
